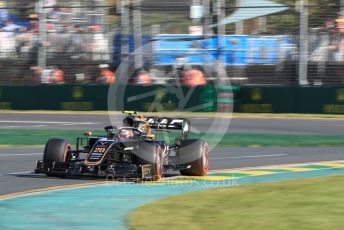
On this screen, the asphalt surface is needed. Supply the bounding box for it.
[1,146,344,196]
[1,112,344,195]
[0,112,344,134]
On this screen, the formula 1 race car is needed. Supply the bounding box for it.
[34,111,209,181]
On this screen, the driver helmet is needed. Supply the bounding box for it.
[108,131,116,139]
[123,116,135,127]
[117,129,134,139]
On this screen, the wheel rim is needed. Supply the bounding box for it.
[155,146,163,179]
[63,144,71,162]
[202,144,209,172]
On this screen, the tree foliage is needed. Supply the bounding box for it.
[268,0,340,34]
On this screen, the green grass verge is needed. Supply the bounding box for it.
[128,175,344,230]
[1,129,344,147]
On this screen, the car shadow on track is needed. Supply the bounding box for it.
[11,173,101,181]
[11,173,181,181]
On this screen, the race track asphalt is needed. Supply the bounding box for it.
[1,146,344,196]
[0,112,344,195]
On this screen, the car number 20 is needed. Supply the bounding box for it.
[93,147,107,153]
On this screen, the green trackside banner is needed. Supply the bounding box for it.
[237,86,344,114]
[0,85,109,111]
[0,85,107,110]
[2,85,344,114]
[120,84,239,112]
[121,85,216,112]
[0,85,228,112]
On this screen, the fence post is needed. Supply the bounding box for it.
[216,0,225,64]
[235,0,243,34]
[38,0,47,75]
[133,0,143,69]
[298,0,309,85]
[119,0,130,80]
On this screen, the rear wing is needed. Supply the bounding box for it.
[145,117,190,138]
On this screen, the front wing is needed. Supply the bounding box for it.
[34,160,155,180]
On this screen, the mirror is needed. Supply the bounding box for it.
[145,134,155,139]
[84,131,92,136]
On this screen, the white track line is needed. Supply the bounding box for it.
[0,120,99,125]
[0,171,33,177]
[4,171,33,175]
[211,154,288,160]
[0,153,42,156]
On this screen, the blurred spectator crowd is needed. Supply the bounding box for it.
[0,1,111,84]
[0,6,110,60]
[7,1,344,86]
[0,1,208,86]
[310,11,344,63]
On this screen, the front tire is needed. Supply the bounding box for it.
[179,139,209,176]
[43,138,71,177]
[133,142,163,181]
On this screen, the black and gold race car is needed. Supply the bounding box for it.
[34,111,209,181]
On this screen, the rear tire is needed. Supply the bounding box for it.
[179,139,209,176]
[43,139,71,177]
